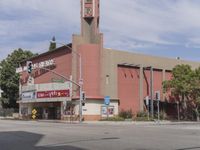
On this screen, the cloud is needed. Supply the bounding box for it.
[0,0,80,57]
[0,0,200,61]
[101,0,200,46]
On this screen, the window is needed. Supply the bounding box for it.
[85,7,92,16]
[85,0,92,3]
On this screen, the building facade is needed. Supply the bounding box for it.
[17,0,199,121]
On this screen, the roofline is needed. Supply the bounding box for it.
[104,47,200,63]
[20,43,72,64]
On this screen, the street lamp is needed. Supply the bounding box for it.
[0,66,3,98]
[51,41,83,122]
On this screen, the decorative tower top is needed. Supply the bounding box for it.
[81,0,100,43]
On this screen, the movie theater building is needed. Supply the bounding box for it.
[17,0,199,120]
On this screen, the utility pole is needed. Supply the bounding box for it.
[145,96,150,120]
[177,101,180,121]
[150,66,154,118]
[155,91,160,122]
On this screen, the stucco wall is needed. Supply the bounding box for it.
[20,48,72,85]
[101,48,200,113]
[118,66,140,113]
[74,100,118,115]
[102,48,200,100]
[78,44,102,98]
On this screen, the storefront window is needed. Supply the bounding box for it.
[65,105,75,115]
[21,107,28,115]
[85,7,92,16]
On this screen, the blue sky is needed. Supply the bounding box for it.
[1,0,200,61]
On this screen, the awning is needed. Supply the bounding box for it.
[17,97,71,103]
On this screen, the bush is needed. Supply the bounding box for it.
[134,111,154,121]
[119,109,133,119]
[154,111,167,120]
[134,117,153,121]
[0,108,18,117]
[136,111,148,118]
[100,116,125,121]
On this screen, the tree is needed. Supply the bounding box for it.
[0,48,36,108]
[163,64,200,121]
[49,36,56,51]
[188,67,200,121]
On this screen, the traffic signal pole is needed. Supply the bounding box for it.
[27,64,83,123]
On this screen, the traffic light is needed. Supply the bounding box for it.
[27,61,32,74]
[82,91,86,101]
[82,91,86,106]
[155,91,160,100]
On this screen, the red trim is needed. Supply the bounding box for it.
[37,90,70,99]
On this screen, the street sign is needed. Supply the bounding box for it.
[104,96,110,105]
[32,115,36,119]
[51,78,65,83]
[32,109,37,120]
[32,109,37,115]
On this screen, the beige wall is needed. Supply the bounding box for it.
[101,48,200,100]
[73,100,118,116]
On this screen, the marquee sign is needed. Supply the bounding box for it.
[22,91,36,100]
[37,90,70,99]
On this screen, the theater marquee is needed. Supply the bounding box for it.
[37,90,70,99]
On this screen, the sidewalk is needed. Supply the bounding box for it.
[1,117,199,125]
[37,119,200,125]
[83,120,200,125]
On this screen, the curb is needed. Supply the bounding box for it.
[0,118,199,125]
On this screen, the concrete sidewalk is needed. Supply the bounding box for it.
[1,117,199,125]
[83,120,200,125]
[36,119,200,125]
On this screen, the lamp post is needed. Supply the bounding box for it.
[177,101,180,121]
[0,86,2,108]
[51,41,83,122]
[0,66,3,99]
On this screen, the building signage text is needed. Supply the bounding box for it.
[22,91,36,100]
[16,59,55,73]
[37,90,70,99]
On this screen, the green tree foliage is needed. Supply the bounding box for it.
[163,64,200,121]
[189,67,200,121]
[49,36,56,51]
[0,48,36,108]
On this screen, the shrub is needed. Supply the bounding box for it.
[100,116,125,121]
[0,108,18,117]
[154,111,167,120]
[136,111,148,118]
[134,111,154,121]
[119,109,133,119]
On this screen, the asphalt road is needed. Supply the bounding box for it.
[0,120,200,150]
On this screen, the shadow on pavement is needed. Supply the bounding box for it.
[0,131,88,150]
[176,147,200,150]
